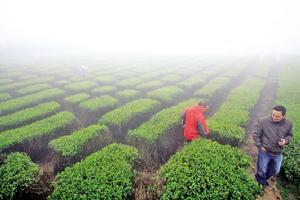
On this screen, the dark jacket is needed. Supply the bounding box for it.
[253,115,293,154]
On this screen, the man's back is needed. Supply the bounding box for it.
[183,105,208,141]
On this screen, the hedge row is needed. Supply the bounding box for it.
[64,81,97,91]
[79,95,118,112]
[99,98,160,127]
[49,124,109,157]
[147,86,183,103]
[55,80,71,86]
[0,76,54,92]
[95,75,117,84]
[116,71,138,79]
[136,80,164,91]
[18,74,39,81]
[159,139,261,199]
[0,88,64,115]
[49,143,138,200]
[0,93,11,102]
[207,77,266,146]
[115,89,141,101]
[276,64,300,187]
[64,93,90,104]
[15,83,52,95]
[116,77,144,88]
[194,77,231,99]
[0,78,13,85]
[176,69,217,89]
[139,72,161,81]
[0,101,61,131]
[0,111,76,150]
[91,86,118,95]
[161,74,182,83]
[128,98,198,144]
[0,152,39,200]
[0,71,24,79]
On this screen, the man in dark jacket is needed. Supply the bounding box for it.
[180,102,209,141]
[253,105,293,187]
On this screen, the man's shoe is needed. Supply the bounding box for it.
[263,181,270,188]
[270,176,277,182]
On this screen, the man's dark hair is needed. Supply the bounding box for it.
[198,102,208,107]
[273,105,286,116]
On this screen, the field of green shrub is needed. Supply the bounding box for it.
[0,57,299,199]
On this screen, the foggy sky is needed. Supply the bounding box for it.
[1,0,300,56]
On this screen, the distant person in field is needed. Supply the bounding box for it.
[76,65,88,77]
[180,102,210,141]
[253,105,293,188]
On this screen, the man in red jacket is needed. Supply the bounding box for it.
[180,102,210,141]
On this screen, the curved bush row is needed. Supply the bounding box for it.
[116,71,138,79]
[64,81,97,91]
[0,88,64,115]
[0,78,13,85]
[95,75,117,84]
[136,80,164,91]
[0,76,54,92]
[115,89,141,101]
[194,77,231,99]
[222,64,246,78]
[128,98,199,144]
[18,74,39,81]
[116,77,144,88]
[99,98,160,127]
[0,93,11,102]
[49,143,138,200]
[79,95,118,112]
[207,77,266,146]
[49,124,109,157]
[0,152,39,200]
[0,71,24,79]
[64,92,90,104]
[176,68,218,89]
[0,101,61,131]
[0,111,76,150]
[147,86,183,103]
[91,86,118,95]
[15,83,52,95]
[139,71,162,81]
[161,74,182,83]
[159,139,261,200]
[276,64,300,187]
[55,80,71,86]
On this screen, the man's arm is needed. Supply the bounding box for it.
[197,120,206,137]
[253,119,263,149]
[284,123,293,145]
[179,110,186,127]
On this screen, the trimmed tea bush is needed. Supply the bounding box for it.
[160,139,262,200]
[99,98,160,127]
[0,88,64,115]
[49,143,138,200]
[0,101,61,131]
[0,152,39,200]
[0,111,76,150]
[49,124,109,157]
[79,95,118,112]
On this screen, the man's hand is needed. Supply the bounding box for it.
[260,146,267,152]
[278,138,287,146]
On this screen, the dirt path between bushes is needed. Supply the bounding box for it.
[242,64,282,200]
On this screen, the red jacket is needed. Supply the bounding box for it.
[182,105,209,141]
